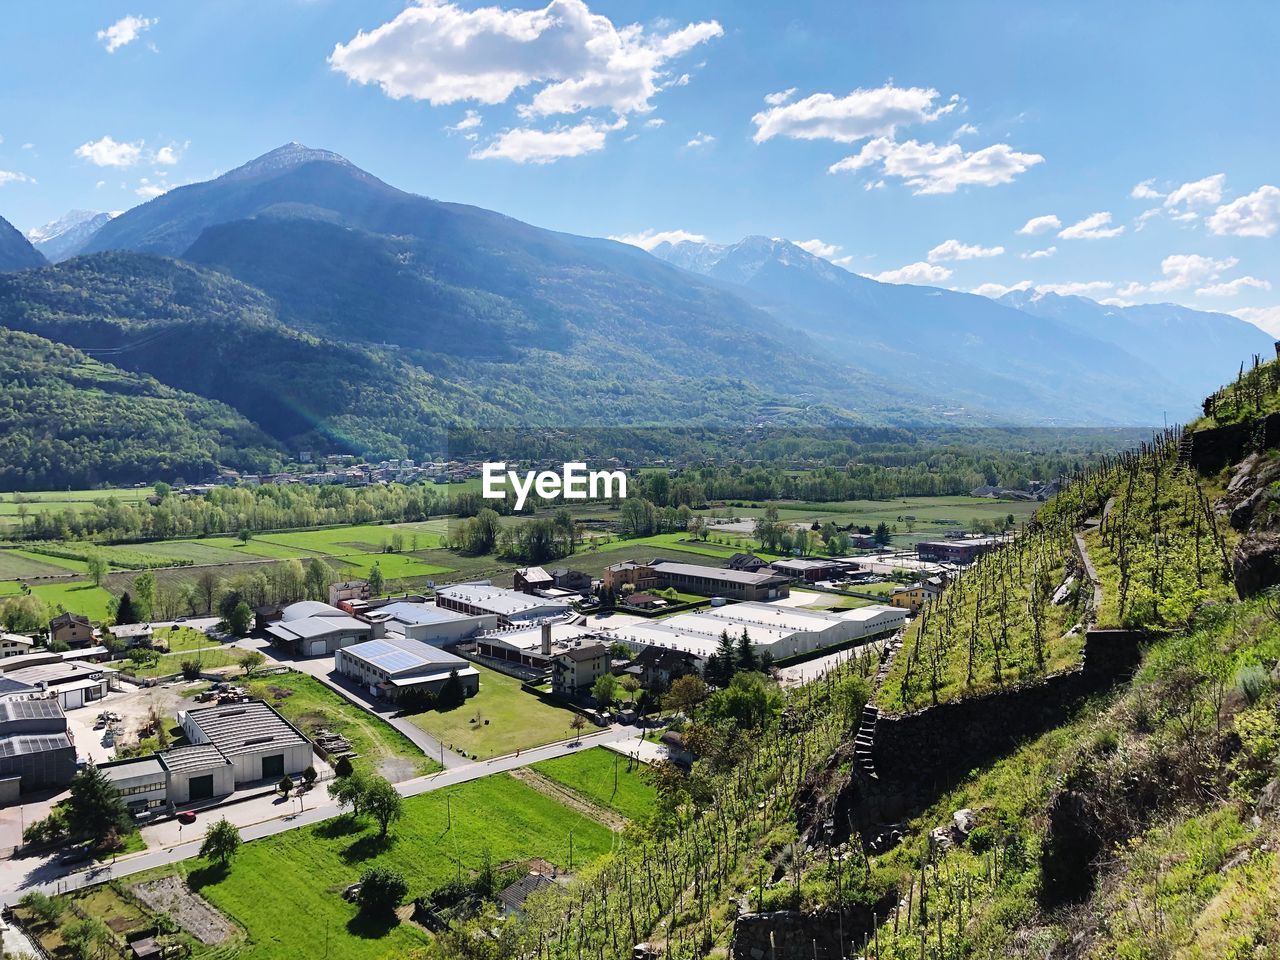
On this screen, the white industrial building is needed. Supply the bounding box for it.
[435,583,572,626]
[158,744,236,805]
[364,601,496,646]
[3,659,116,710]
[179,700,314,785]
[336,635,479,700]
[264,600,372,657]
[474,622,601,673]
[596,602,906,662]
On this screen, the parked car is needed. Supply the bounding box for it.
[177,810,197,825]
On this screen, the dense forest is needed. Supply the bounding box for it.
[0,328,282,490]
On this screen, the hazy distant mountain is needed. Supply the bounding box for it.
[650,236,1192,424]
[87,143,928,426]
[0,215,45,272]
[997,289,1274,404]
[27,209,115,262]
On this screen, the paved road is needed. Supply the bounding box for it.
[0,723,645,904]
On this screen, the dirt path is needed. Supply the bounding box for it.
[509,767,628,832]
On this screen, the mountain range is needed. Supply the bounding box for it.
[0,142,1272,487]
[26,209,116,262]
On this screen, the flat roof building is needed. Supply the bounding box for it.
[4,660,115,710]
[366,601,496,647]
[604,559,790,602]
[435,583,572,626]
[916,537,1003,565]
[336,636,479,701]
[0,699,75,791]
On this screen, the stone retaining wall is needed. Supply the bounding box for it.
[730,907,878,960]
[871,628,1148,787]
[1187,414,1280,473]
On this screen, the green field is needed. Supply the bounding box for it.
[253,524,443,556]
[0,549,78,580]
[246,672,439,780]
[28,580,115,621]
[336,552,455,581]
[532,747,656,821]
[182,773,615,960]
[408,664,579,759]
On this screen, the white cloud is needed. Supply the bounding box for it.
[1196,275,1271,297]
[74,135,144,167]
[449,110,483,132]
[1232,305,1280,337]
[471,116,624,163]
[1164,172,1225,210]
[0,170,33,186]
[951,122,978,139]
[97,15,155,53]
[329,0,721,119]
[752,85,956,144]
[1021,246,1056,260]
[1016,214,1060,236]
[927,238,1004,262]
[684,131,715,148]
[1115,281,1147,299]
[971,280,1032,298]
[1133,208,1161,231]
[643,117,665,128]
[865,261,953,285]
[1058,211,1124,240]
[134,178,168,199]
[1130,178,1164,200]
[829,137,1042,195]
[1148,253,1237,293]
[762,87,796,106]
[152,142,185,165]
[1207,185,1280,238]
[831,254,856,268]
[609,227,706,250]
[794,238,841,259]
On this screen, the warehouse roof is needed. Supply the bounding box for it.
[280,601,349,622]
[100,756,165,784]
[182,700,309,759]
[5,660,113,687]
[378,602,475,626]
[650,560,788,586]
[436,584,571,617]
[0,733,72,757]
[158,743,233,775]
[340,636,468,678]
[0,699,64,723]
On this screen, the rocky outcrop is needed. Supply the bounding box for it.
[730,906,880,960]
[1216,451,1280,597]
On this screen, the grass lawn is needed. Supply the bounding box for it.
[337,552,455,581]
[0,580,21,596]
[532,747,656,821]
[28,580,115,621]
[183,773,614,960]
[190,535,317,560]
[408,664,579,759]
[246,672,439,780]
[8,548,92,575]
[116,636,249,678]
[253,524,441,556]
[0,549,76,580]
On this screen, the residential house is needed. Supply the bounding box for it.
[513,566,555,594]
[550,568,593,594]
[551,642,610,697]
[49,612,94,648]
[890,575,947,613]
[0,633,35,659]
[627,646,700,691]
[727,553,769,572]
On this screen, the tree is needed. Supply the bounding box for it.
[592,673,618,708]
[873,522,892,546]
[278,774,294,796]
[199,817,242,867]
[86,551,108,588]
[237,527,252,545]
[736,629,757,673]
[303,766,318,787]
[304,558,331,600]
[437,669,467,710]
[363,776,404,837]
[367,561,385,597]
[665,674,708,717]
[65,764,130,845]
[20,890,64,926]
[133,570,157,621]
[228,600,253,637]
[113,591,138,626]
[358,866,409,914]
[570,713,588,742]
[619,673,641,704]
[329,769,370,817]
[240,649,266,676]
[61,917,109,960]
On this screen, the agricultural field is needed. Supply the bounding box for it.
[28,580,115,621]
[178,773,614,960]
[532,747,657,822]
[251,524,443,556]
[334,552,455,581]
[0,548,76,580]
[245,672,439,780]
[408,664,580,759]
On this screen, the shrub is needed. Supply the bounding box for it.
[180,659,203,681]
[1234,663,1272,705]
[358,866,409,914]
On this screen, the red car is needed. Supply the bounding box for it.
[177,811,197,825]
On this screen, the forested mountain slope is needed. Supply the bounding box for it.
[0,327,281,489]
[0,214,44,272]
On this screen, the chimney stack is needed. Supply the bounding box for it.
[541,621,552,656]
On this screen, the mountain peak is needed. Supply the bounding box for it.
[220,142,357,181]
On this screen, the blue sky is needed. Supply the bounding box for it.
[2,1,1278,331]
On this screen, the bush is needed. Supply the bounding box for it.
[180,659,203,680]
[20,890,64,926]
[23,807,70,846]
[358,866,409,914]
[1235,663,1272,705]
